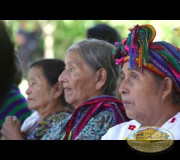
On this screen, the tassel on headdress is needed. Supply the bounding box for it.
[114,24,156,69]
[113,24,180,95]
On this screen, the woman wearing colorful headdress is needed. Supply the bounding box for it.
[102,24,180,140]
[41,39,129,140]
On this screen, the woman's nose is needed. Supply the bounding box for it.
[58,70,67,83]
[26,87,31,95]
[119,79,129,95]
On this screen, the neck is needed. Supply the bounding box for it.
[140,102,180,127]
[37,101,65,122]
[73,91,104,109]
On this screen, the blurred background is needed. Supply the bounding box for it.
[4,20,180,97]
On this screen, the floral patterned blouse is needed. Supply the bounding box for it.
[26,112,71,140]
[41,110,120,140]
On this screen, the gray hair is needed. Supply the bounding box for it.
[67,39,119,96]
[151,71,180,105]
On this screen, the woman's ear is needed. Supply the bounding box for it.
[52,82,63,99]
[161,77,174,100]
[95,68,107,90]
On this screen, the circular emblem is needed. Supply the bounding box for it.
[127,126,174,154]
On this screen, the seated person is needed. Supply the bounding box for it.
[87,23,122,100]
[42,39,129,140]
[0,22,32,138]
[1,59,74,140]
[102,24,180,140]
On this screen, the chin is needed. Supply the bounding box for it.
[66,99,80,109]
[126,111,135,120]
[28,104,37,110]
[65,97,73,105]
[28,106,34,110]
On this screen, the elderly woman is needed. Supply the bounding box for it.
[1,59,74,140]
[102,24,180,140]
[42,39,129,140]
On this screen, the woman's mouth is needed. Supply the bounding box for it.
[27,98,35,101]
[122,100,132,106]
[64,88,72,93]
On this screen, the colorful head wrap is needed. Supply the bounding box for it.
[113,24,180,95]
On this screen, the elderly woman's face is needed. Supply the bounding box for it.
[26,67,60,110]
[59,50,98,108]
[119,62,162,122]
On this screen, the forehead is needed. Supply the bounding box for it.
[28,67,44,79]
[121,62,155,78]
[121,62,139,73]
[65,49,85,66]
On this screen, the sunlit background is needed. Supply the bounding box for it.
[4,20,180,98]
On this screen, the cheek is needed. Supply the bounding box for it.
[33,88,44,98]
[133,85,158,108]
[68,70,96,98]
[29,93,50,109]
[31,85,51,101]
[75,79,94,96]
[70,74,83,92]
[130,85,148,105]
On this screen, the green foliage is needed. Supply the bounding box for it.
[53,20,102,59]
[4,20,180,61]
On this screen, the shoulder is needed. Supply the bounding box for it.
[56,111,71,118]
[42,112,72,130]
[75,111,117,140]
[101,120,138,140]
[163,112,180,140]
[175,112,180,118]
[45,111,71,122]
[91,109,127,126]
[94,110,113,118]
[41,114,72,140]
[45,114,72,134]
[58,113,72,123]
[21,111,39,132]
[89,110,116,125]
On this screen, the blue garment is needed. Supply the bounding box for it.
[0,85,32,138]
[41,95,129,140]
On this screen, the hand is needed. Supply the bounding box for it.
[1,116,25,140]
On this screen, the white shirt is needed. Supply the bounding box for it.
[102,112,180,140]
[21,111,39,133]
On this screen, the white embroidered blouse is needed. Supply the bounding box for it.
[102,112,180,140]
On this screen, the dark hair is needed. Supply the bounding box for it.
[0,21,15,106]
[13,51,23,86]
[68,39,119,96]
[30,59,67,106]
[87,24,121,45]
[151,71,180,105]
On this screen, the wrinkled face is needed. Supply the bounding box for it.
[119,62,162,122]
[26,67,56,110]
[59,49,98,108]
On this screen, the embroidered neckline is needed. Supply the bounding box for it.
[170,117,176,123]
[128,125,136,131]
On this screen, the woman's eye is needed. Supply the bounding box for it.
[68,67,75,73]
[120,75,125,80]
[31,82,36,86]
[69,67,73,72]
[130,73,137,79]
[65,66,73,72]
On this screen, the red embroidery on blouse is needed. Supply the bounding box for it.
[170,117,176,123]
[128,125,136,131]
